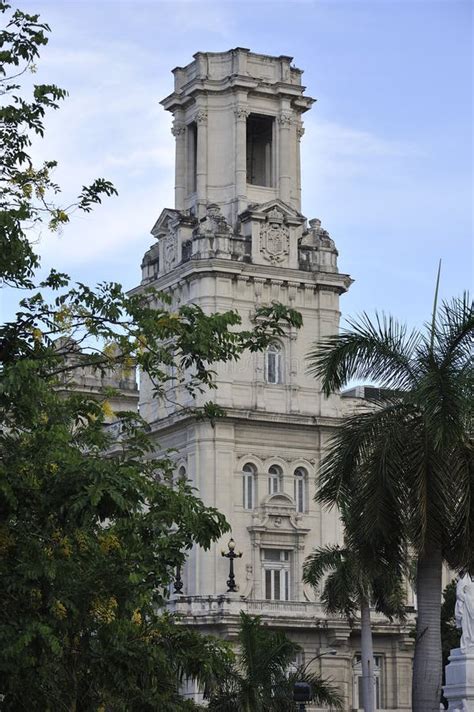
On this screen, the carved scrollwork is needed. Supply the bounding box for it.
[296,123,305,140]
[162,228,178,272]
[260,209,290,264]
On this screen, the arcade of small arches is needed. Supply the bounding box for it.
[241,460,309,513]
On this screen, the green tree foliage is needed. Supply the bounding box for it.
[0,2,117,287]
[307,296,473,712]
[0,4,303,709]
[206,612,343,711]
[303,537,406,712]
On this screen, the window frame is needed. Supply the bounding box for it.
[293,467,307,513]
[353,654,383,710]
[242,462,256,510]
[264,342,283,385]
[246,113,274,187]
[262,549,291,601]
[268,464,282,495]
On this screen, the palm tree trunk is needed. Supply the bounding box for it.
[360,597,375,712]
[412,543,443,712]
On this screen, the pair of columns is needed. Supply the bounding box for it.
[171,103,303,216]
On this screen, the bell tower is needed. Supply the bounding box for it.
[163,47,314,225]
[133,49,413,711]
[136,42,354,626]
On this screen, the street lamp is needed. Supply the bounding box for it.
[293,681,312,712]
[173,564,184,594]
[293,649,337,711]
[221,537,242,592]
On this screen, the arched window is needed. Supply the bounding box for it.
[265,342,282,384]
[172,464,187,489]
[268,464,282,495]
[242,463,256,510]
[294,467,307,513]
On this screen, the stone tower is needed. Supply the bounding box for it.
[135,49,413,710]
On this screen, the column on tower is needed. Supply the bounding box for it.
[296,121,305,213]
[195,108,208,218]
[278,101,292,205]
[234,95,249,219]
[172,110,186,210]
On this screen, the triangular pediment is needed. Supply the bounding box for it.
[150,209,181,238]
[240,198,305,224]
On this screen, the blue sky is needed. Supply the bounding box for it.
[3,0,472,330]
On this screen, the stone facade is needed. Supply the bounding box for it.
[133,49,414,710]
[54,337,139,422]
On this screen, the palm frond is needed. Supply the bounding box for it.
[317,403,411,517]
[307,312,420,396]
[321,566,359,619]
[302,545,345,587]
[435,293,473,370]
[444,441,474,572]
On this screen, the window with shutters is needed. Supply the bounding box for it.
[262,549,291,601]
[265,342,282,384]
[242,463,256,510]
[293,467,307,513]
[353,655,383,710]
[268,464,282,495]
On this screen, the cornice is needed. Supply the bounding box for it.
[129,257,352,297]
[144,406,344,437]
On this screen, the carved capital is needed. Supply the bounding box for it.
[234,106,250,121]
[278,112,293,127]
[195,110,208,124]
[171,126,186,138]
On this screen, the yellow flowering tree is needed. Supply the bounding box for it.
[0,5,302,711]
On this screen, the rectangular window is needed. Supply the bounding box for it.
[243,472,254,510]
[294,477,304,513]
[246,114,273,187]
[268,475,280,494]
[262,549,291,601]
[187,122,197,193]
[355,655,382,710]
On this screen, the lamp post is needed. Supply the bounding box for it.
[221,537,242,593]
[173,564,184,594]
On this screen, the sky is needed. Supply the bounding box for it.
[2,0,473,331]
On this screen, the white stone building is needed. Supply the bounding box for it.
[134,48,414,711]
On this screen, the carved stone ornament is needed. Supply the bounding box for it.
[171,123,186,137]
[260,209,290,264]
[278,111,293,127]
[234,106,250,121]
[195,110,208,124]
[162,229,177,272]
[198,203,231,235]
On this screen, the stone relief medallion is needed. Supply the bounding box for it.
[260,209,290,264]
[162,230,177,272]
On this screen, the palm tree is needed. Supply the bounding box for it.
[206,611,342,711]
[303,539,406,712]
[307,292,473,712]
